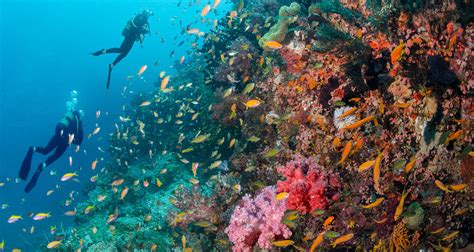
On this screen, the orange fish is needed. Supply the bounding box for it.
[120,187,129,200]
[265,41,283,49]
[201,4,211,17]
[332,233,354,248]
[358,160,375,172]
[91,160,98,170]
[309,232,325,252]
[161,76,170,90]
[449,184,467,191]
[446,130,462,143]
[323,216,334,229]
[343,115,375,130]
[394,190,409,221]
[338,107,357,119]
[374,152,383,190]
[353,137,364,152]
[212,0,221,9]
[111,179,124,186]
[361,198,384,209]
[391,42,405,64]
[338,141,352,164]
[138,65,147,76]
[404,158,416,173]
[435,180,450,192]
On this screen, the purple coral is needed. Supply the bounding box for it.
[225,186,291,252]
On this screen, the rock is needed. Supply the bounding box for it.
[258,2,301,50]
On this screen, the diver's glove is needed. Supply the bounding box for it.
[24,163,46,193]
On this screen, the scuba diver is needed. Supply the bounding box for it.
[19,108,84,193]
[91,9,154,89]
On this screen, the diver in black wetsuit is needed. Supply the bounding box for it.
[91,10,154,89]
[19,110,84,193]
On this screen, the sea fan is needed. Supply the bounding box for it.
[333,106,356,130]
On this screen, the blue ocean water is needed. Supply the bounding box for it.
[0,0,230,249]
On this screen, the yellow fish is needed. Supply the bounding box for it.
[140,101,151,107]
[156,178,162,187]
[442,231,459,241]
[161,76,170,90]
[243,99,261,109]
[191,134,208,144]
[47,241,61,249]
[391,42,405,64]
[309,232,325,252]
[275,192,289,201]
[338,141,352,164]
[331,233,354,248]
[209,160,222,169]
[271,240,294,247]
[343,115,375,130]
[361,198,384,209]
[194,221,212,228]
[435,180,451,192]
[404,158,416,173]
[358,160,375,172]
[374,152,383,190]
[449,184,467,191]
[394,190,409,221]
[265,41,283,49]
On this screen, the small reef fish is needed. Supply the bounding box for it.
[201,4,211,17]
[209,160,222,169]
[309,232,325,252]
[331,233,354,247]
[161,76,170,90]
[404,158,416,173]
[92,127,101,135]
[61,172,78,182]
[449,184,467,191]
[64,210,76,216]
[442,231,459,241]
[275,192,289,201]
[361,198,384,209]
[46,190,54,196]
[111,179,124,186]
[391,42,405,64]
[140,101,151,107]
[374,152,383,190]
[138,65,147,76]
[265,41,283,49]
[394,190,409,221]
[343,115,375,130]
[192,163,199,177]
[191,134,208,143]
[243,99,261,109]
[212,0,220,9]
[68,134,75,145]
[338,141,352,164]
[358,160,375,172]
[47,241,61,249]
[156,178,163,187]
[271,240,294,247]
[84,205,94,214]
[91,160,98,170]
[435,180,451,192]
[8,215,22,223]
[323,216,335,228]
[120,187,129,200]
[33,212,51,221]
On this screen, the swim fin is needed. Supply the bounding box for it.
[106,64,113,90]
[91,48,106,56]
[19,147,34,180]
[25,163,44,193]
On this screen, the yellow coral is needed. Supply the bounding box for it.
[389,222,410,252]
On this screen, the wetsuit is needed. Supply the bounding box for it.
[20,111,83,193]
[35,112,83,166]
[101,13,151,66]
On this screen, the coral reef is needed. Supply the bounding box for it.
[259,2,301,50]
[225,186,291,252]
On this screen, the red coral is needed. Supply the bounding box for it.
[276,156,340,213]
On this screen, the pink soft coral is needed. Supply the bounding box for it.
[225,186,291,252]
[277,156,340,213]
